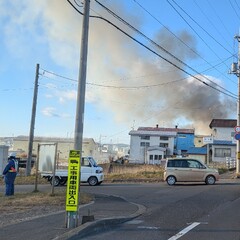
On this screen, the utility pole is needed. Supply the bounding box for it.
[230,36,240,174]
[26,63,39,176]
[67,0,90,228]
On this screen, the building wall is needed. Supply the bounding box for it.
[147,149,165,165]
[129,135,145,163]
[129,134,175,164]
[187,154,206,163]
[194,136,205,147]
[211,127,234,140]
[211,145,236,162]
[176,133,195,152]
[12,138,98,160]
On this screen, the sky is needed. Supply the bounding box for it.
[0,0,240,144]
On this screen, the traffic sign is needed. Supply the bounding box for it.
[235,126,240,132]
[235,133,240,140]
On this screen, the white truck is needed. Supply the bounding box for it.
[41,156,104,186]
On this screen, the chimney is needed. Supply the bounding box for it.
[175,125,178,129]
[156,124,159,128]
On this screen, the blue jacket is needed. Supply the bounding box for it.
[3,159,17,175]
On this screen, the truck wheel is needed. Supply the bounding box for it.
[60,179,67,186]
[50,177,60,186]
[88,176,98,186]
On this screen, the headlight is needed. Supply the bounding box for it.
[96,169,103,174]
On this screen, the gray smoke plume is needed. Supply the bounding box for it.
[2,0,235,136]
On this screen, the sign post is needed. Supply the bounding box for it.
[234,126,240,173]
[66,150,81,228]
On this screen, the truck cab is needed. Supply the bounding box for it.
[81,156,104,186]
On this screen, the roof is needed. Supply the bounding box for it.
[135,127,194,134]
[209,119,237,129]
[187,147,207,155]
[129,130,177,136]
[212,140,236,146]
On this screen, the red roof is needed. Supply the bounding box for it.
[209,119,237,128]
[137,127,194,134]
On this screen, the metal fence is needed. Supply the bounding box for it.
[226,157,236,169]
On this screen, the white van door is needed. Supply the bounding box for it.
[81,157,92,182]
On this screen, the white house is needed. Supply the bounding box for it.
[129,125,194,164]
[129,126,176,164]
[206,119,237,163]
[209,119,236,141]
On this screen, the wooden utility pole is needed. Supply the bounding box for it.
[26,63,39,176]
[67,0,90,228]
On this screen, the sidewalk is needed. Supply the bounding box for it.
[0,194,146,240]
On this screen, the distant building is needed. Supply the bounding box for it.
[188,119,237,164]
[187,147,207,163]
[11,136,99,161]
[209,119,236,141]
[129,125,194,164]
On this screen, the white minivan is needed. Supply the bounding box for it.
[164,158,219,185]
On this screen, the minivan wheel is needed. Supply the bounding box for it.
[167,176,176,186]
[205,175,216,185]
[88,176,98,186]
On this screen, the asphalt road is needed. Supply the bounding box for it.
[81,179,240,240]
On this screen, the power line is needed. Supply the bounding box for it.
[229,0,240,21]
[133,0,235,86]
[166,0,235,78]
[133,0,235,85]
[40,67,187,90]
[168,0,233,55]
[67,0,237,99]
[93,0,237,98]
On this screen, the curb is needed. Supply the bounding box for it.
[54,197,146,240]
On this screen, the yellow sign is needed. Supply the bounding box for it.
[66,150,81,212]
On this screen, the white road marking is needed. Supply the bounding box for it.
[138,226,161,230]
[168,222,201,240]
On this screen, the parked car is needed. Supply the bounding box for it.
[164,158,219,185]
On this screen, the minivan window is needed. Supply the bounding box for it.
[167,160,187,168]
[167,159,205,168]
[187,160,203,169]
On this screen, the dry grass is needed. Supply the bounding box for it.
[0,189,93,214]
[101,164,165,181]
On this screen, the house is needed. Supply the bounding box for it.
[208,140,236,163]
[129,125,194,164]
[187,119,237,164]
[208,119,237,163]
[209,119,236,141]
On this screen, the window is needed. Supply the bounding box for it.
[141,136,150,140]
[155,155,162,160]
[214,148,231,157]
[160,143,168,148]
[178,135,186,138]
[160,136,168,141]
[167,160,185,167]
[82,157,91,167]
[187,160,201,168]
[150,155,153,160]
[140,142,150,147]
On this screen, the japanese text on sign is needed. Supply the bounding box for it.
[66,150,81,212]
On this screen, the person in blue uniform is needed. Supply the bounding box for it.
[2,156,18,196]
